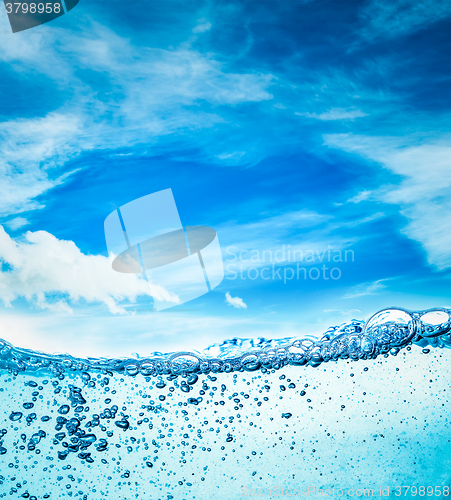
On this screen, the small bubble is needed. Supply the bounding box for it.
[58,405,70,415]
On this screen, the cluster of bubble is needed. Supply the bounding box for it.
[0,308,449,378]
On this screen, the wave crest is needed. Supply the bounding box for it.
[0,307,449,377]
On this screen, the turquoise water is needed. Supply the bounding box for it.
[0,308,450,499]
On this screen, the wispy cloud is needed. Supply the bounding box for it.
[0,113,83,217]
[4,217,29,231]
[225,292,247,309]
[324,133,451,271]
[323,309,362,316]
[358,0,451,41]
[296,108,367,121]
[346,191,372,204]
[0,19,274,218]
[219,209,350,271]
[193,18,212,34]
[0,226,178,314]
[217,206,379,277]
[343,279,389,299]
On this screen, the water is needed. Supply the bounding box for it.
[0,307,450,499]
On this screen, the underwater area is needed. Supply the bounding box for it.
[0,308,450,499]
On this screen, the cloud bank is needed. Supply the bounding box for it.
[0,226,178,314]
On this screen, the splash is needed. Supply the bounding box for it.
[0,307,449,377]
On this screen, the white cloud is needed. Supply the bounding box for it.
[225,292,247,309]
[296,108,367,121]
[324,133,451,271]
[323,309,362,316]
[0,226,178,314]
[216,151,246,162]
[343,212,385,228]
[4,217,29,231]
[347,190,372,203]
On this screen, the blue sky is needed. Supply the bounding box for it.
[0,0,450,357]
